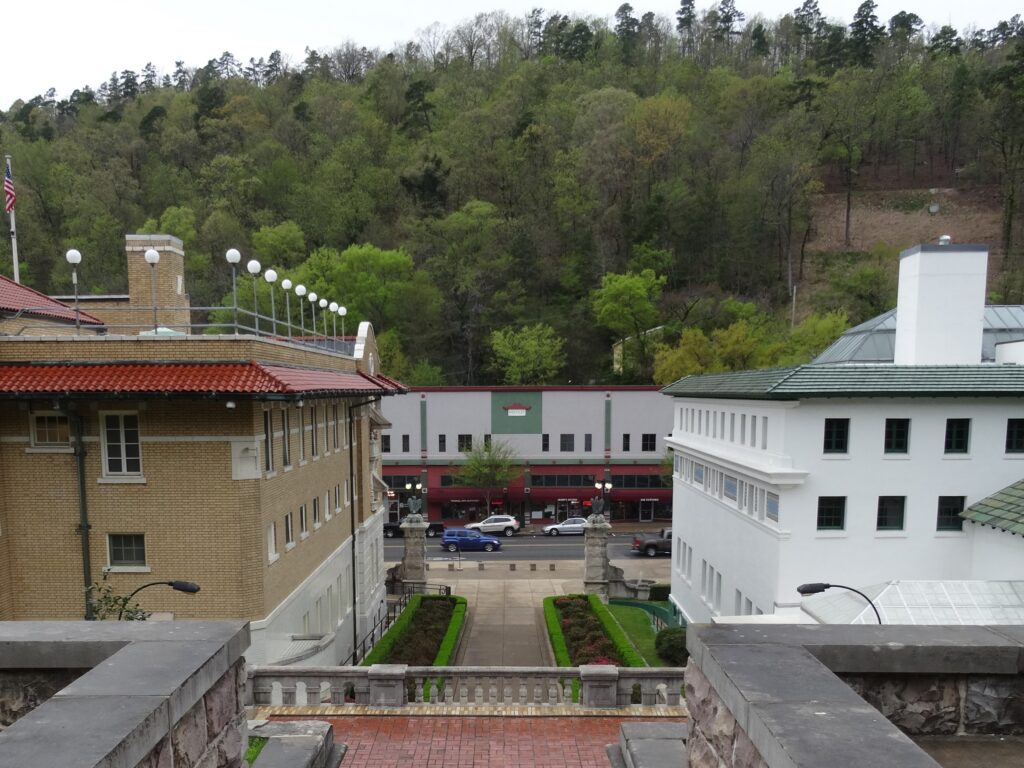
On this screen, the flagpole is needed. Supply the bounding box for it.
[4,155,18,284]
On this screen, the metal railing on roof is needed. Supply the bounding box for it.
[5,302,356,355]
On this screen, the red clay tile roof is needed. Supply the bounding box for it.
[0,361,407,398]
[0,275,104,326]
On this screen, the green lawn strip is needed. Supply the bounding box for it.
[245,736,268,765]
[588,594,646,667]
[607,604,670,667]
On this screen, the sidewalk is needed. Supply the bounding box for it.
[411,558,672,666]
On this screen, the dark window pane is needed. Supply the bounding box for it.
[816,497,846,530]
[542,434,549,452]
[944,419,970,454]
[1006,419,1024,453]
[109,533,146,566]
[823,419,849,453]
[937,496,965,531]
[438,434,446,452]
[884,418,910,453]
[560,434,574,451]
[876,496,905,530]
[641,433,656,451]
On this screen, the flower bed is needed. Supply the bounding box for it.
[545,594,645,667]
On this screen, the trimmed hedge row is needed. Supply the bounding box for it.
[543,596,573,667]
[587,594,646,668]
[361,595,424,666]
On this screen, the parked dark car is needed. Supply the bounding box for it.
[383,520,446,538]
[440,527,502,552]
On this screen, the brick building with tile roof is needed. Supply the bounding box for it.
[0,235,405,665]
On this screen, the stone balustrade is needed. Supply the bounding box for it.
[247,664,687,709]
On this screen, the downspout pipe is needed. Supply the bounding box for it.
[69,410,94,620]
[346,396,381,658]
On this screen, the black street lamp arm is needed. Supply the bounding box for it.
[118,580,201,620]
[797,582,882,624]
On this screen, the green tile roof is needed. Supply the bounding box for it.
[660,364,1024,399]
[962,479,1024,535]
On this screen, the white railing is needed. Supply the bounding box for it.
[247,664,686,709]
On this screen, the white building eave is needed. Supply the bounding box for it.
[666,435,808,487]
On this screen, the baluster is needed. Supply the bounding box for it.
[562,677,572,703]
[444,677,454,703]
[280,679,297,706]
[530,676,541,705]
[429,677,440,703]
[547,678,559,704]
[414,676,425,703]
[252,679,273,706]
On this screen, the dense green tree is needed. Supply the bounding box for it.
[455,439,522,511]
[489,323,567,384]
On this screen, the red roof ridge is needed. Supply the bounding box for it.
[0,275,104,325]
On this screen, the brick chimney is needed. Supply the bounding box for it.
[125,234,190,333]
[893,242,988,365]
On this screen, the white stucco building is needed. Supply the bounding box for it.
[663,243,1024,624]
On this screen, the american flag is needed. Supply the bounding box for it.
[3,161,14,214]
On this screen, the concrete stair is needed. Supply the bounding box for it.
[606,721,689,768]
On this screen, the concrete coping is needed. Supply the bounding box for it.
[687,624,1024,768]
[0,620,249,768]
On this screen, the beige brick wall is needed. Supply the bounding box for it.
[0,394,370,622]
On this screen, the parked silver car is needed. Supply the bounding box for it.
[465,515,520,537]
[542,517,588,536]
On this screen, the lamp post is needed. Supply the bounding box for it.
[594,480,612,517]
[339,306,347,338]
[246,259,261,333]
[264,268,278,336]
[329,301,339,345]
[117,580,200,620]
[295,284,306,337]
[225,248,241,331]
[65,249,82,335]
[319,298,328,337]
[308,292,318,343]
[280,279,293,337]
[797,582,883,624]
[144,248,160,332]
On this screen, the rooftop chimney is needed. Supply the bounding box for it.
[893,242,988,365]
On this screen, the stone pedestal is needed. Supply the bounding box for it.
[368,664,408,707]
[580,664,619,708]
[583,512,621,599]
[399,513,428,592]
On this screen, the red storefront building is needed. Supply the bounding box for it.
[379,387,673,526]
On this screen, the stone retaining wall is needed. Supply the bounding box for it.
[0,620,249,768]
[685,624,1024,768]
[842,673,1024,736]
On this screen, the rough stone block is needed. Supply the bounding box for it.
[686,725,720,768]
[965,675,1024,734]
[205,668,238,735]
[625,738,687,768]
[173,699,210,768]
[843,675,960,735]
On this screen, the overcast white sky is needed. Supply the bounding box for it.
[1,0,1017,107]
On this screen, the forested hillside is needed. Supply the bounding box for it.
[1,2,1022,385]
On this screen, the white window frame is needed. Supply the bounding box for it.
[99,411,144,481]
[30,411,72,450]
[284,512,295,549]
[281,409,292,467]
[267,522,279,563]
[263,410,274,473]
[106,533,150,573]
[299,503,309,539]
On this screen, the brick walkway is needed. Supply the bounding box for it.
[313,714,685,767]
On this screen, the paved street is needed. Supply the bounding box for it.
[384,529,672,562]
